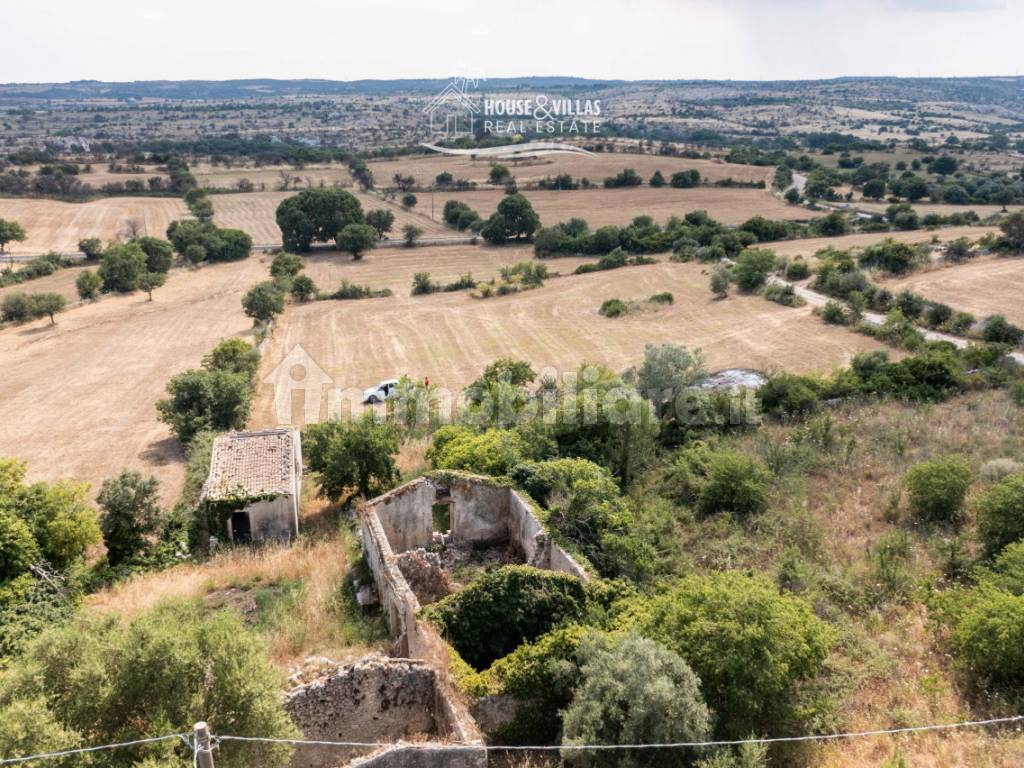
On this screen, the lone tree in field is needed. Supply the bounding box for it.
[137,271,167,301]
[710,264,731,298]
[0,218,27,254]
[31,293,67,324]
[336,223,377,261]
[242,282,285,323]
[402,224,423,247]
[76,270,102,300]
[275,187,365,252]
[489,164,511,184]
[366,209,396,240]
[290,274,317,302]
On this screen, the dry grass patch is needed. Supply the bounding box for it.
[0,256,269,504]
[0,196,187,255]
[882,255,1024,327]
[86,534,385,670]
[0,263,93,303]
[300,243,591,295]
[251,261,885,426]
[764,226,997,262]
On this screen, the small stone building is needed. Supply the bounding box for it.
[201,428,302,543]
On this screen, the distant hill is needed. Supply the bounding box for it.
[0,77,629,101]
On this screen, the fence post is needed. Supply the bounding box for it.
[193,722,215,768]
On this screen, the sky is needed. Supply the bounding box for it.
[1,0,1022,83]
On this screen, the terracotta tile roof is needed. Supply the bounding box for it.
[202,429,299,501]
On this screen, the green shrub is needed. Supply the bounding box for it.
[0,510,39,581]
[821,300,848,325]
[241,281,285,323]
[424,565,588,670]
[269,252,304,279]
[75,269,102,300]
[983,315,1024,346]
[696,449,772,518]
[202,337,260,381]
[621,571,835,738]
[1011,380,1024,407]
[599,298,628,318]
[561,632,712,767]
[758,373,820,419]
[951,586,1024,685]
[977,474,1024,558]
[785,259,811,280]
[488,624,591,742]
[732,248,776,292]
[513,458,654,581]
[290,274,317,302]
[428,428,528,477]
[905,454,972,523]
[649,291,674,305]
[2,601,297,767]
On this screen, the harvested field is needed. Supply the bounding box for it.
[301,244,592,295]
[857,200,1024,219]
[0,196,187,255]
[192,162,353,191]
[365,152,769,187]
[212,190,449,245]
[883,255,1024,326]
[765,226,998,261]
[252,261,886,426]
[0,263,93,304]
[430,186,808,228]
[0,256,269,504]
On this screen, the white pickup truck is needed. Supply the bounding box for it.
[362,379,399,404]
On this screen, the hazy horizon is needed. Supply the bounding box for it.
[3,0,1023,84]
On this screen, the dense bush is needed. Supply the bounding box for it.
[97,470,162,566]
[599,298,628,318]
[758,373,821,419]
[620,571,835,738]
[303,415,400,502]
[0,459,101,575]
[732,248,776,291]
[424,565,588,669]
[561,632,712,767]
[905,454,972,523]
[513,458,654,581]
[697,449,773,518]
[427,427,531,476]
[242,281,285,322]
[976,474,1024,558]
[0,601,297,768]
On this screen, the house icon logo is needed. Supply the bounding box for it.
[423,77,481,137]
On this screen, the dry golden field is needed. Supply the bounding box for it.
[192,162,353,190]
[883,255,1024,326]
[430,186,808,228]
[0,256,269,505]
[0,196,187,254]
[765,226,998,261]
[857,200,1024,218]
[251,261,886,427]
[301,243,593,295]
[212,190,450,244]
[366,152,770,187]
[0,263,93,303]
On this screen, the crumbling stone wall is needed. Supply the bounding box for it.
[285,657,438,768]
[396,549,453,606]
